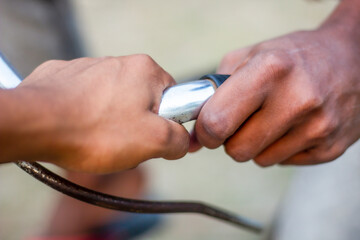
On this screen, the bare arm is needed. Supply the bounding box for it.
[0,55,189,173]
[191,0,360,166]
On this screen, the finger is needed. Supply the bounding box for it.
[281,142,346,166]
[126,54,176,89]
[253,122,315,166]
[123,55,176,113]
[224,101,299,164]
[189,129,202,153]
[195,52,291,149]
[147,114,190,160]
[280,151,317,165]
[259,108,344,166]
[217,46,254,74]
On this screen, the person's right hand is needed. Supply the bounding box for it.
[0,55,189,173]
[189,14,360,166]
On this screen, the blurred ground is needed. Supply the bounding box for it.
[0,0,337,239]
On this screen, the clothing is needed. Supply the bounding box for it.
[269,140,360,240]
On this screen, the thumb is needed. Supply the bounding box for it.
[149,115,190,160]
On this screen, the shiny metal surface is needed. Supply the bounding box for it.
[159,80,216,123]
[0,53,21,89]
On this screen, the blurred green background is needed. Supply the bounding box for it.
[0,0,337,239]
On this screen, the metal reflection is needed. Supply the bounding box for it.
[159,80,216,123]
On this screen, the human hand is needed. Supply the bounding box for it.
[5,55,189,173]
[190,23,360,166]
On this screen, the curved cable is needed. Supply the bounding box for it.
[16,161,263,233]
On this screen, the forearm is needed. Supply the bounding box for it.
[319,0,360,90]
[320,0,360,39]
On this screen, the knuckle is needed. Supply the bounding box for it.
[328,144,346,160]
[92,56,121,71]
[76,57,93,62]
[35,59,65,71]
[253,154,273,167]
[129,54,164,77]
[311,152,327,163]
[293,92,323,117]
[160,71,176,87]
[311,151,331,164]
[100,56,113,61]
[256,50,293,78]
[308,116,337,140]
[310,144,345,164]
[224,145,239,161]
[221,51,239,67]
[224,143,254,162]
[303,95,323,111]
[134,54,156,65]
[323,143,346,162]
[43,59,64,65]
[199,111,232,143]
[253,158,273,167]
[102,56,121,67]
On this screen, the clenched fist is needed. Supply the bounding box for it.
[0,55,189,173]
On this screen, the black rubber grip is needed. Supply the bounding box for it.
[200,74,230,87]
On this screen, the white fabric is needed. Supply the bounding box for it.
[271,140,360,240]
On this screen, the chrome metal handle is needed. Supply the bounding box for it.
[158,74,229,124]
[158,80,216,124]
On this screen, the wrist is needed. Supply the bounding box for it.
[319,0,360,40]
[0,87,59,163]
